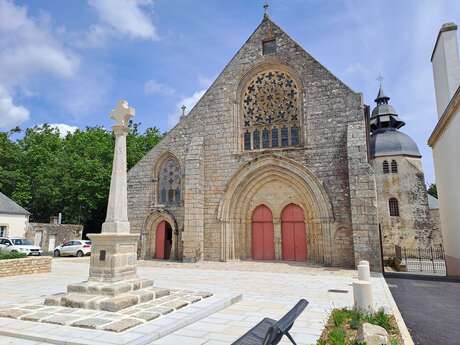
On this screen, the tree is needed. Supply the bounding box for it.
[427,183,437,198]
[0,123,162,234]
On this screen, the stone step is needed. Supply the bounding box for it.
[44,286,170,312]
[67,278,153,296]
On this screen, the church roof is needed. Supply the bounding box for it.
[369,85,420,158]
[370,128,421,158]
[0,191,30,215]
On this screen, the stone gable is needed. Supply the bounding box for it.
[128,16,380,269]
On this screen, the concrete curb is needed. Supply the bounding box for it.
[0,293,242,345]
[381,277,414,345]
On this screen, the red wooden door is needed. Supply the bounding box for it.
[281,204,307,261]
[155,221,166,259]
[252,205,275,260]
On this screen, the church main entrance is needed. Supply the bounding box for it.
[155,220,173,259]
[281,204,307,261]
[251,205,275,260]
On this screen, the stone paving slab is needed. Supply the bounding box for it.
[0,292,241,345]
[0,287,214,333]
[0,258,407,344]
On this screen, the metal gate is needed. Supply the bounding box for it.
[396,245,446,275]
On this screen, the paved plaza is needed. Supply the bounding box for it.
[0,258,398,345]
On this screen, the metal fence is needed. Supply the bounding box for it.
[395,245,446,275]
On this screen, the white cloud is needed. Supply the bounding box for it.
[0,86,29,129]
[88,0,157,40]
[144,80,175,95]
[168,89,206,128]
[0,0,79,129]
[47,123,79,137]
[0,0,79,88]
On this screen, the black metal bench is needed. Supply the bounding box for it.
[231,299,309,345]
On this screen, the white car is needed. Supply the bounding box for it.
[0,237,43,256]
[53,240,91,257]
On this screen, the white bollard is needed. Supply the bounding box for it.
[353,280,374,314]
[358,260,371,282]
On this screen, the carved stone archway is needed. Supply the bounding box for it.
[217,154,334,264]
[141,210,179,260]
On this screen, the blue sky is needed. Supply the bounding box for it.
[1,0,460,184]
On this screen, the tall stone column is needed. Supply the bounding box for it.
[88,100,140,282]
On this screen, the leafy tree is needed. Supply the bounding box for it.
[0,123,162,234]
[427,183,437,198]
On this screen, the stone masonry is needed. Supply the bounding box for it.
[0,256,51,278]
[127,15,381,270]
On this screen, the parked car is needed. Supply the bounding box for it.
[0,237,43,256]
[53,240,91,257]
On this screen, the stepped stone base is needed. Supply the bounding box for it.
[44,278,168,312]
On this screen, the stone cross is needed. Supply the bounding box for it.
[101,100,135,234]
[181,105,187,118]
[263,1,269,16]
[110,100,135,127]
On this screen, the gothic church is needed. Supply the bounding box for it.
[127,15,439,270]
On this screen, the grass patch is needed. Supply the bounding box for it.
[317,308,403,345]
[0,251,27,260]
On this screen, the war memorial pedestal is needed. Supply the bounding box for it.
[45,101,159,311]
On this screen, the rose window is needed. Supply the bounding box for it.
[242,70,300,150]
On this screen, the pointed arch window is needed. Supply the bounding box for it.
[389,198,400,217]
[391,160,398,173]
[242,69,301,150]
[383,160,389,174]
[158,157,181,205]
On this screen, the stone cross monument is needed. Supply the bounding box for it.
[88,100,140,282]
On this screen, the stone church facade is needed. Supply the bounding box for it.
[127,16,439,270]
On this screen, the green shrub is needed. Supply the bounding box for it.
[332,309,348,327]
[328,327,347,345]
[0,251,27,260]
[365,308,392,331]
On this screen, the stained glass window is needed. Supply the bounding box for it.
[242,69,300,150]
[262,128,270,148]
[158,157,181,205]
[253,129,260,149]
[244,131,251,151]
[281,126,289,147]
[272,127,279,147]
[291,127,299,146]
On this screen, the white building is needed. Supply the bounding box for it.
[429,22,460,276]
[0,192,30,238]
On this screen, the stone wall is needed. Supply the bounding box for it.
[128,17,377,267]
[347,122,381,271]
[26,223,83,253]
[429,208,443,247]
[0,256,51,277]
[372,156,436,256]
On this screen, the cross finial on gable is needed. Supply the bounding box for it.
[181,105,187,117]
[110,100,135,126]
[263,0,269,18]
[377,74,384,87]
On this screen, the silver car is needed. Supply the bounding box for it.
[0,237,43,256]
[53,240,92,257]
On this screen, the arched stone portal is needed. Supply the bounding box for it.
[141,210,179,260]
[217,155,334,264]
